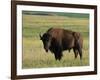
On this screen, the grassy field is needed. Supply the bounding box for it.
[22,11,89,69]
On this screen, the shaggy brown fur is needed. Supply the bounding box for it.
[40,28,83,60]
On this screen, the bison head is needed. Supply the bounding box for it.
[40,33,51,52]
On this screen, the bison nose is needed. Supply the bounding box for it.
[44,46,49,52]
[45,49,48,52]
[44,48,48,52]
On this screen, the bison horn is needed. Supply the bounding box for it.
[39,33,42,40]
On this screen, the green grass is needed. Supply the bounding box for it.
[22,12,89,69]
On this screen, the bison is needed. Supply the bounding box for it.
[40,28,83,61]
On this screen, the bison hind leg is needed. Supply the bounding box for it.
[73,49,83,65]
[77,46,82,60]
[73,48,78,59]
[77,46,83,65]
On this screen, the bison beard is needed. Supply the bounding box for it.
[40,28,83,61]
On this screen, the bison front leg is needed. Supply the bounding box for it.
[54,52,63,61]
[54,48,63,61]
